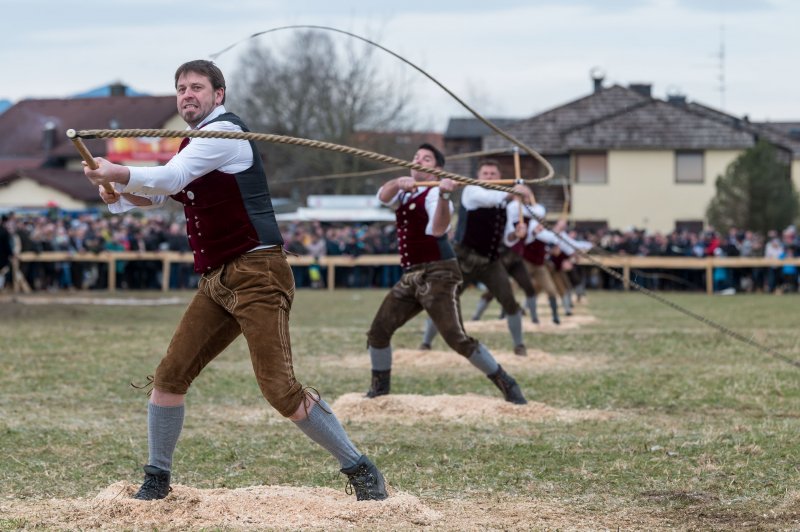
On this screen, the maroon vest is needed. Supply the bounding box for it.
[510,217,547,266]
[549,250,568,271]
[396,188,455,269]
[170,113,283,273]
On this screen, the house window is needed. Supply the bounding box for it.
[675,151,704,183]
[575,153,607,184]
[548,155,570,179]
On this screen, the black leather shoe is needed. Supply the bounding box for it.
[341,455,388,501]
[133,465,171,500]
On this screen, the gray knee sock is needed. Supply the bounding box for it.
[293,399,361,469]
[421,317,439,346]
[472,297,491,320]
[562,293,573,313]
[369,345,392,371]
[549,296,560,320]
[467,344,500,375]
[147,402,185,472]
[506,310,524,346]
[525,295,539,322]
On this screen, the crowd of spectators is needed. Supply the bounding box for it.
[1,210,798,293]
[0,210,194,291]
[582,225,799,293]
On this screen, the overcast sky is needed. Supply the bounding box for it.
[1,0,797,131]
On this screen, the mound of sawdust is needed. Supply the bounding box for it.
[0,488,687,531]
[332,392,616,425]
[465,314,597,334]
[1,484,439,531]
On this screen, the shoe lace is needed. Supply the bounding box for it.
[299,386,331,418]
[140,475,160,492]
[130,374,155,397]
[342,465,372,496]
[139,473,172,495]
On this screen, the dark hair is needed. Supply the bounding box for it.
[174,60,226,104]
[418,143,445,168]
[477,158,500,170]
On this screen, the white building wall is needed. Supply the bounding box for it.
[0,177,87,210]
[571,149,742,233]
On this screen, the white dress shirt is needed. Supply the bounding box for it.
[460,185,508,210]
[109,105,253,213]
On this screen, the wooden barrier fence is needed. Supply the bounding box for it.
[8,251,800,295]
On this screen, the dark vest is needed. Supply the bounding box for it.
[170,112,283,273]
[455,202,507,261]
[396,188,454,269]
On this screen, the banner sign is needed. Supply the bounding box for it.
[105,137,181,163]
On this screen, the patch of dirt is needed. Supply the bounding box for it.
[0,487,683,531]
[331,393,617,425]
[465,314,597,334]
[0,484,439,531]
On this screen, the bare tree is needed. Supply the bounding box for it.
[227,31,417,198]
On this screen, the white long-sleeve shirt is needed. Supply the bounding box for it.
[110,105,252,213]
[556,232,593,255]
[504,202,557,248]
[460,185,508,210]
[378,185,453,235]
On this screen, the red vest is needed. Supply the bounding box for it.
[549,250,568,271]
[396,188,454,269]
[510,216,547,266]
[170,113,283,273]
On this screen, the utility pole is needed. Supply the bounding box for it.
[717,24,726,109]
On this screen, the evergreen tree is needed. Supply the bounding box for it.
[706,140,799,235]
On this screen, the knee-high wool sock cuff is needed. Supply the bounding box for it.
[293,399,361,469]
[147,402,185,472]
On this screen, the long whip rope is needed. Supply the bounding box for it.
[516,201,798,369]
[209,24,555,183]
[74,22,796,368]
[289,148,512,184]
[75,126,797,367]
[75,128,518,194]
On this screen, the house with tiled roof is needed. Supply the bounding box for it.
[0,87,183,210]
[454,78,798,233]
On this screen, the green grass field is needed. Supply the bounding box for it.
[1,290,799,529]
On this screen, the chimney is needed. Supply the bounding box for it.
[629,83,652,97]
[109,81,127,97]
[667,94,687,106]
[590,67,606,93]
[42,120,57,154]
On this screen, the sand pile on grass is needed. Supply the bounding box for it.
[332,393,616,425]
[1,487,680,531]
[1,485,438,531]
[465,314,597,334]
